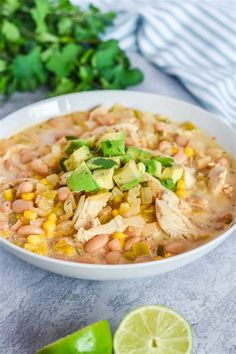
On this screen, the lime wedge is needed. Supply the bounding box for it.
[37,320,112,354]
[114,305,192,354]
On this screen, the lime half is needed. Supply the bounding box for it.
[114,305,192,354]
[37,320,112,354]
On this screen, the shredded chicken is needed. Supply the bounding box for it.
[208,165,227,194]
[76,215,127,242]
[155,190,198,239]
[72,192,111,230]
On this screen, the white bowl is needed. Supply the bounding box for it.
[0,91,235,280]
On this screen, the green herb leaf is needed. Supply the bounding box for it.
[12,47,46,91]
[31,0,50,34]
[0,0,143,97]
[93,158,117,169]
[92,40,121,69]
[3,0,20,14]
[154,156,174,167]
[46,43,82,77]
[0,60,7,72]
[160,178,176,191]
[2,19,20,42]
[49,77,75,97]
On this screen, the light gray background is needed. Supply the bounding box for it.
[0,53,235,354]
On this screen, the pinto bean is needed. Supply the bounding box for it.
[84,234,110,254]
[126,226,142,237]
[0,220,8,230]
[96,114,116,126]
[30,218,44,227]
[58,187,70,201]
[17,225,43,236]
[0,201,11,213]
[31,159,49,176]
[159,141,172,155]
[4,159,14,170]
[107,239,121,251]
[176,135,189,147]
[154,122,168,132]
[20,151,39,164]
[124,236,140,251]
[30,207,48,217]
[105,251,121,264]
[16,182,33,197]
[165,241,187,254]
[11,220,22,231]
[12,199,33,213]
[173,149,188,165]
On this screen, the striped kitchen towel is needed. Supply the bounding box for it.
[75,0,236,125]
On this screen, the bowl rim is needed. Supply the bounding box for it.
[0,90,235,271]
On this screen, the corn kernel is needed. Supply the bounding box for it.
[184,147,194,157]
[24,243,35,251]
[53,239,76,256]
[23,210,37,220]
[3,189,14,201]
[34,243,48,255]
[27,234,44,245]
[165,252,173,258]
[42,220,56,234]
[176,179,185,190]
[52,201,64,216]
[172,147,179,155]
[119,202,130,214]
[181,121,196,131]
[40,178,49,185]
[114,196,123,203]
[176,189,187,198]
[47,213,57,223]
[42,190,57,200]
[21,192,35,201]
[111,209,119,217]
[112,232,127,240]
[2,230,10,239]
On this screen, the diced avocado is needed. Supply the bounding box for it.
[113,160,144,190]
[64,146,91,171]
[142,159,162,178]
[100,132,126,156]
[67,162,99,192]
[153,156,174,167]
[65,137,95,154]
[87,157,120,170]
[161,166,183,183]
[118,154,132,164]
[137,162,146,174]
[127,146,152,162]
[160,178,176,191]
[93,168,115,190]
[122,178,141,191]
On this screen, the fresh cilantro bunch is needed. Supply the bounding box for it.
[0,0,144,96]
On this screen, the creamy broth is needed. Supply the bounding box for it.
[0,105,235,264]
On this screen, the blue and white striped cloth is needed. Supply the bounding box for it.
[75,0,236,125]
